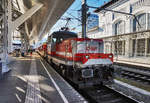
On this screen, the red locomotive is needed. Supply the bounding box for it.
[39,31,114,87]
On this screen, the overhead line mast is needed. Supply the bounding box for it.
[82,0,87,38]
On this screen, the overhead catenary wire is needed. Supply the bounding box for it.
[66,12,82,22]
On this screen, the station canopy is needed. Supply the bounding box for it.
[12,0,74,44]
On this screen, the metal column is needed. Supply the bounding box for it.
[12,3,43,31]
[8,0,13,53]
[82,0,87,38]
[0,0,4,77]
[2,0,10,75]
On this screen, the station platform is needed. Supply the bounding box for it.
[114,57,150,68]
[0,53,86,103]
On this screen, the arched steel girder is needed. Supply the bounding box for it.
[7,0,74,52]
[0,0,76,74]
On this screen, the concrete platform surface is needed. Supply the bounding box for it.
[0,54,86,103]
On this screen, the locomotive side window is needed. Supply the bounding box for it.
[50,37,57,52]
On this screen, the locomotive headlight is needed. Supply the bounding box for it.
[109,55,113,58]
[85,55,89,59]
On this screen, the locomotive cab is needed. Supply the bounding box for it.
[71,38,114,86]
[47,31,77,61]
[43,31,114,88]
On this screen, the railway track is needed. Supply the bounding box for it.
[79,85,138,103]
[114,63,150,85]
[121,70,150,85]
[114,62,150,74]
[39,54,139,103]
[49,62,139,103]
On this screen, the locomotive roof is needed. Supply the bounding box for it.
[51,31,77,38]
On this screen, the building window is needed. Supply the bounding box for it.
[132,39,136,56]
[133,13,146,32]
[114,20,125,35]
[137,39,145,56]
[148,14,150,29]
[112,13,114,20]
[130,5,132,13]
[148,38,150,56]
[114,41,125,55]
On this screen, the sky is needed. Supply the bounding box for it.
[50,0,110,33]
[39,0,110,45]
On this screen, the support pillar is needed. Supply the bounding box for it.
[110,40,113,53]
[20,30,29,56]
[0,1,4,77]
[8,0,13,53]
[82,0,87,38]
[3,0,10,74]
[25,22,29,36]
[130,39,133,57]
[125,36,130,57]
[12,3,43,31]
[146,13,148,30]
[112,41,115,55]
[135,39,138,57]
[145,38,148,57]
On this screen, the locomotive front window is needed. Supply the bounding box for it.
[52,38,57,43]
[76,40,103,53]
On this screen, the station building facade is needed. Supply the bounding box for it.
[89,0,150,64]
